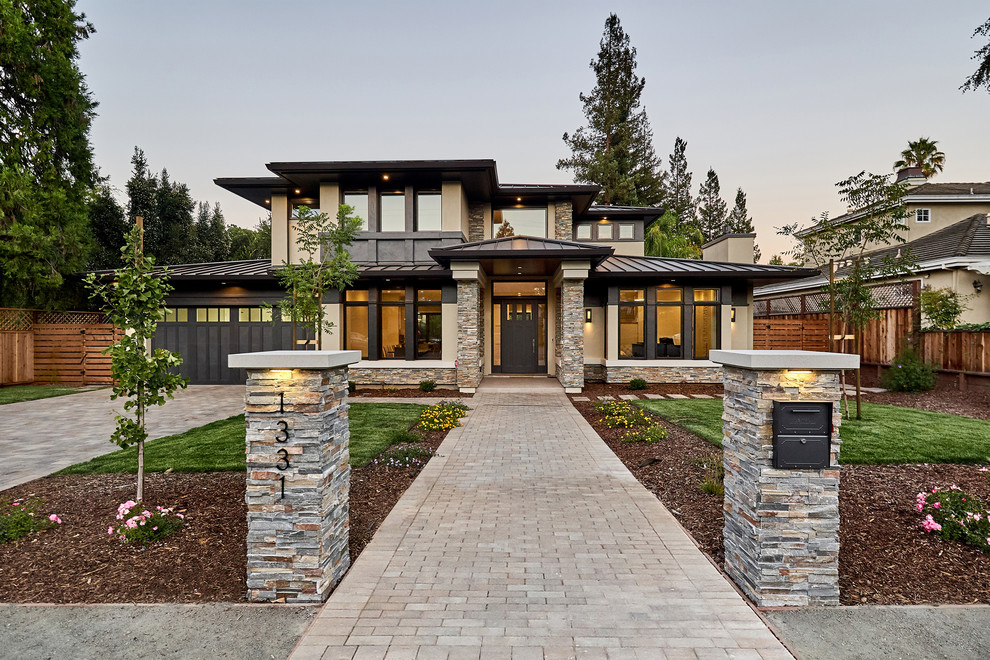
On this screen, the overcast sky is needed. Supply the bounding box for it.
[77,1,990,260]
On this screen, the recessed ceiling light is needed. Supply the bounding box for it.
[265,199,270,204]
[382,174,389,180]
[516,197,522,202]
[294,189,300,194]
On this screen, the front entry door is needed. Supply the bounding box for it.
[501,300,539,373]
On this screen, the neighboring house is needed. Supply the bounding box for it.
[756,168,990,326]
[154,159,814,390]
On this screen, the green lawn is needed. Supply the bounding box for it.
[635,399,990,465]
[56,402,426,475]
[0,384,104,405]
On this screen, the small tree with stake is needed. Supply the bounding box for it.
[779,171,913,419]
[272,205,361,348]
[84,223,188,501]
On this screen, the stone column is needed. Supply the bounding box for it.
[452,262,484,393]
[554,261,589,393]
[710,349,859,607]
[228,350,361,603]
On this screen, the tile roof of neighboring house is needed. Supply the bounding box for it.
[833,213,990,277]
[593,255,819,284]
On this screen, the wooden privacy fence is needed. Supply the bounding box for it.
[0,308,122,386]
[917,331,990,375]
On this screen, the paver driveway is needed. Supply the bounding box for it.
[291,381,792,660]
[0,385,244,491]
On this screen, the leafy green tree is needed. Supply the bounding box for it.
[961,17,990,93]
[696,168,727,242]
[154,169,196,265]
[644,210,703,259]
[726,187,761,261]
[273,205,362,348]
[768,254,784,265]
[557,13,665,206]
[920,286,968,330]
[779,171,913,418]
[84,225,188,501]
[0,0,98,307]
[893,137,945,179]
[228,216,272,260]
[192,202,229,262]
[86,183,129,270]
[663,137,695,226]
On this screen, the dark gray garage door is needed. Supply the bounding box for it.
[152,305,314,384]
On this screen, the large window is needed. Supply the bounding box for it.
[693,289,719,359]
[380,192,406,232]
[493,207,547,238]
[618,289,645,358]
[379,288,406,358]
[656,286,682,358]
[615,285,721,360]
[344,290,369,358]
[416,289,442,358]
[343,192,368,231]
[416,193,441,231]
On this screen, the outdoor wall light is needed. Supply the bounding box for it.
[731,308,736,323]
[270,369,293,377]
[585,308,593,323]
[974,280,984,294]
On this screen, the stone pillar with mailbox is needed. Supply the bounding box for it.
[228,349,361,603]
[710,349,859,607]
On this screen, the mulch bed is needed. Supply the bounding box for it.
[857,370,990,421]
[580,381,723,398]
[352,388,471,398]
[0,432,451,604]
[570,396,990,606]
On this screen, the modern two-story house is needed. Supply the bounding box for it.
[153,159,814,391]
[755,167,990,325]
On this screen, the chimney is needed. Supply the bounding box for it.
[895,167,926,187]
[702,233,756,264]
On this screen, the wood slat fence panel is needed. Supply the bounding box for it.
[32,324,122,385]
[0,331,34,385]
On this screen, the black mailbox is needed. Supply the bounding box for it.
[772,401,832,469]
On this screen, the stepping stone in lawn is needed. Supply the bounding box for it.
[597,395,615,400]
[715,394,724,398]
[644,394,666,400]
[571,396,590,401]
[691,394,714,399]
[619,394,640,400]
[668,394,689,399]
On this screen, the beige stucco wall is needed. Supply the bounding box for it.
[270,193,289,267]
[596,241,644,257]
[322,303,342,350]
[730,297,754,350]
[441,302,458,361]
[605,304,619,361]
[583,306,605,361]
[702,235,755,264]
[441,181,466,234]
[923,270,990,325]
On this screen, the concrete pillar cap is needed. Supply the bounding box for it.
[710,349,859,370]
[228,350,362,370]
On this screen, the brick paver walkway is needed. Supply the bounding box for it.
[291,383,792,660]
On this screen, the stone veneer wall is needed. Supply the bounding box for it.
[456,280,483,389]
[468,203,485,242]
[584,363,605,382]
[243,367,351,603]
[349,367,456,386]
[605,365,723,384]
[559,279,585,389]
[722,365,842,607]
[554,201,573,241]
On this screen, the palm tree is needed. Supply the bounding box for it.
[644,210,703,259]
[893,137,946,178]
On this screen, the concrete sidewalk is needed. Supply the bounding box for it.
[291,384,792,659]
[0,385,244,491]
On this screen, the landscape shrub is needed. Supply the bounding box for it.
[628,378,648,390]
[418,379,437,392]
[416,400,468,432]
[348,381,356,393]
[0,498,62,544]
[108,501,184,544]
[881,346,936,392]
[694,451,725,496]
[594,400,652,428]
[916,482,990,554]
[920,286,967,330]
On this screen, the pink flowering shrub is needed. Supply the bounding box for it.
[0,497,62,544]
[916,481,990,554]
[108,500,184,544]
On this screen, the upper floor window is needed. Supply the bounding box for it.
[915,208,931,223]
[343,192,368,231]
[494,208,547,238]
[576,224,592,239]
[416,192,442,231]
[598,223,614,240]
[380,192,406,232]
[619,224,635,239]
